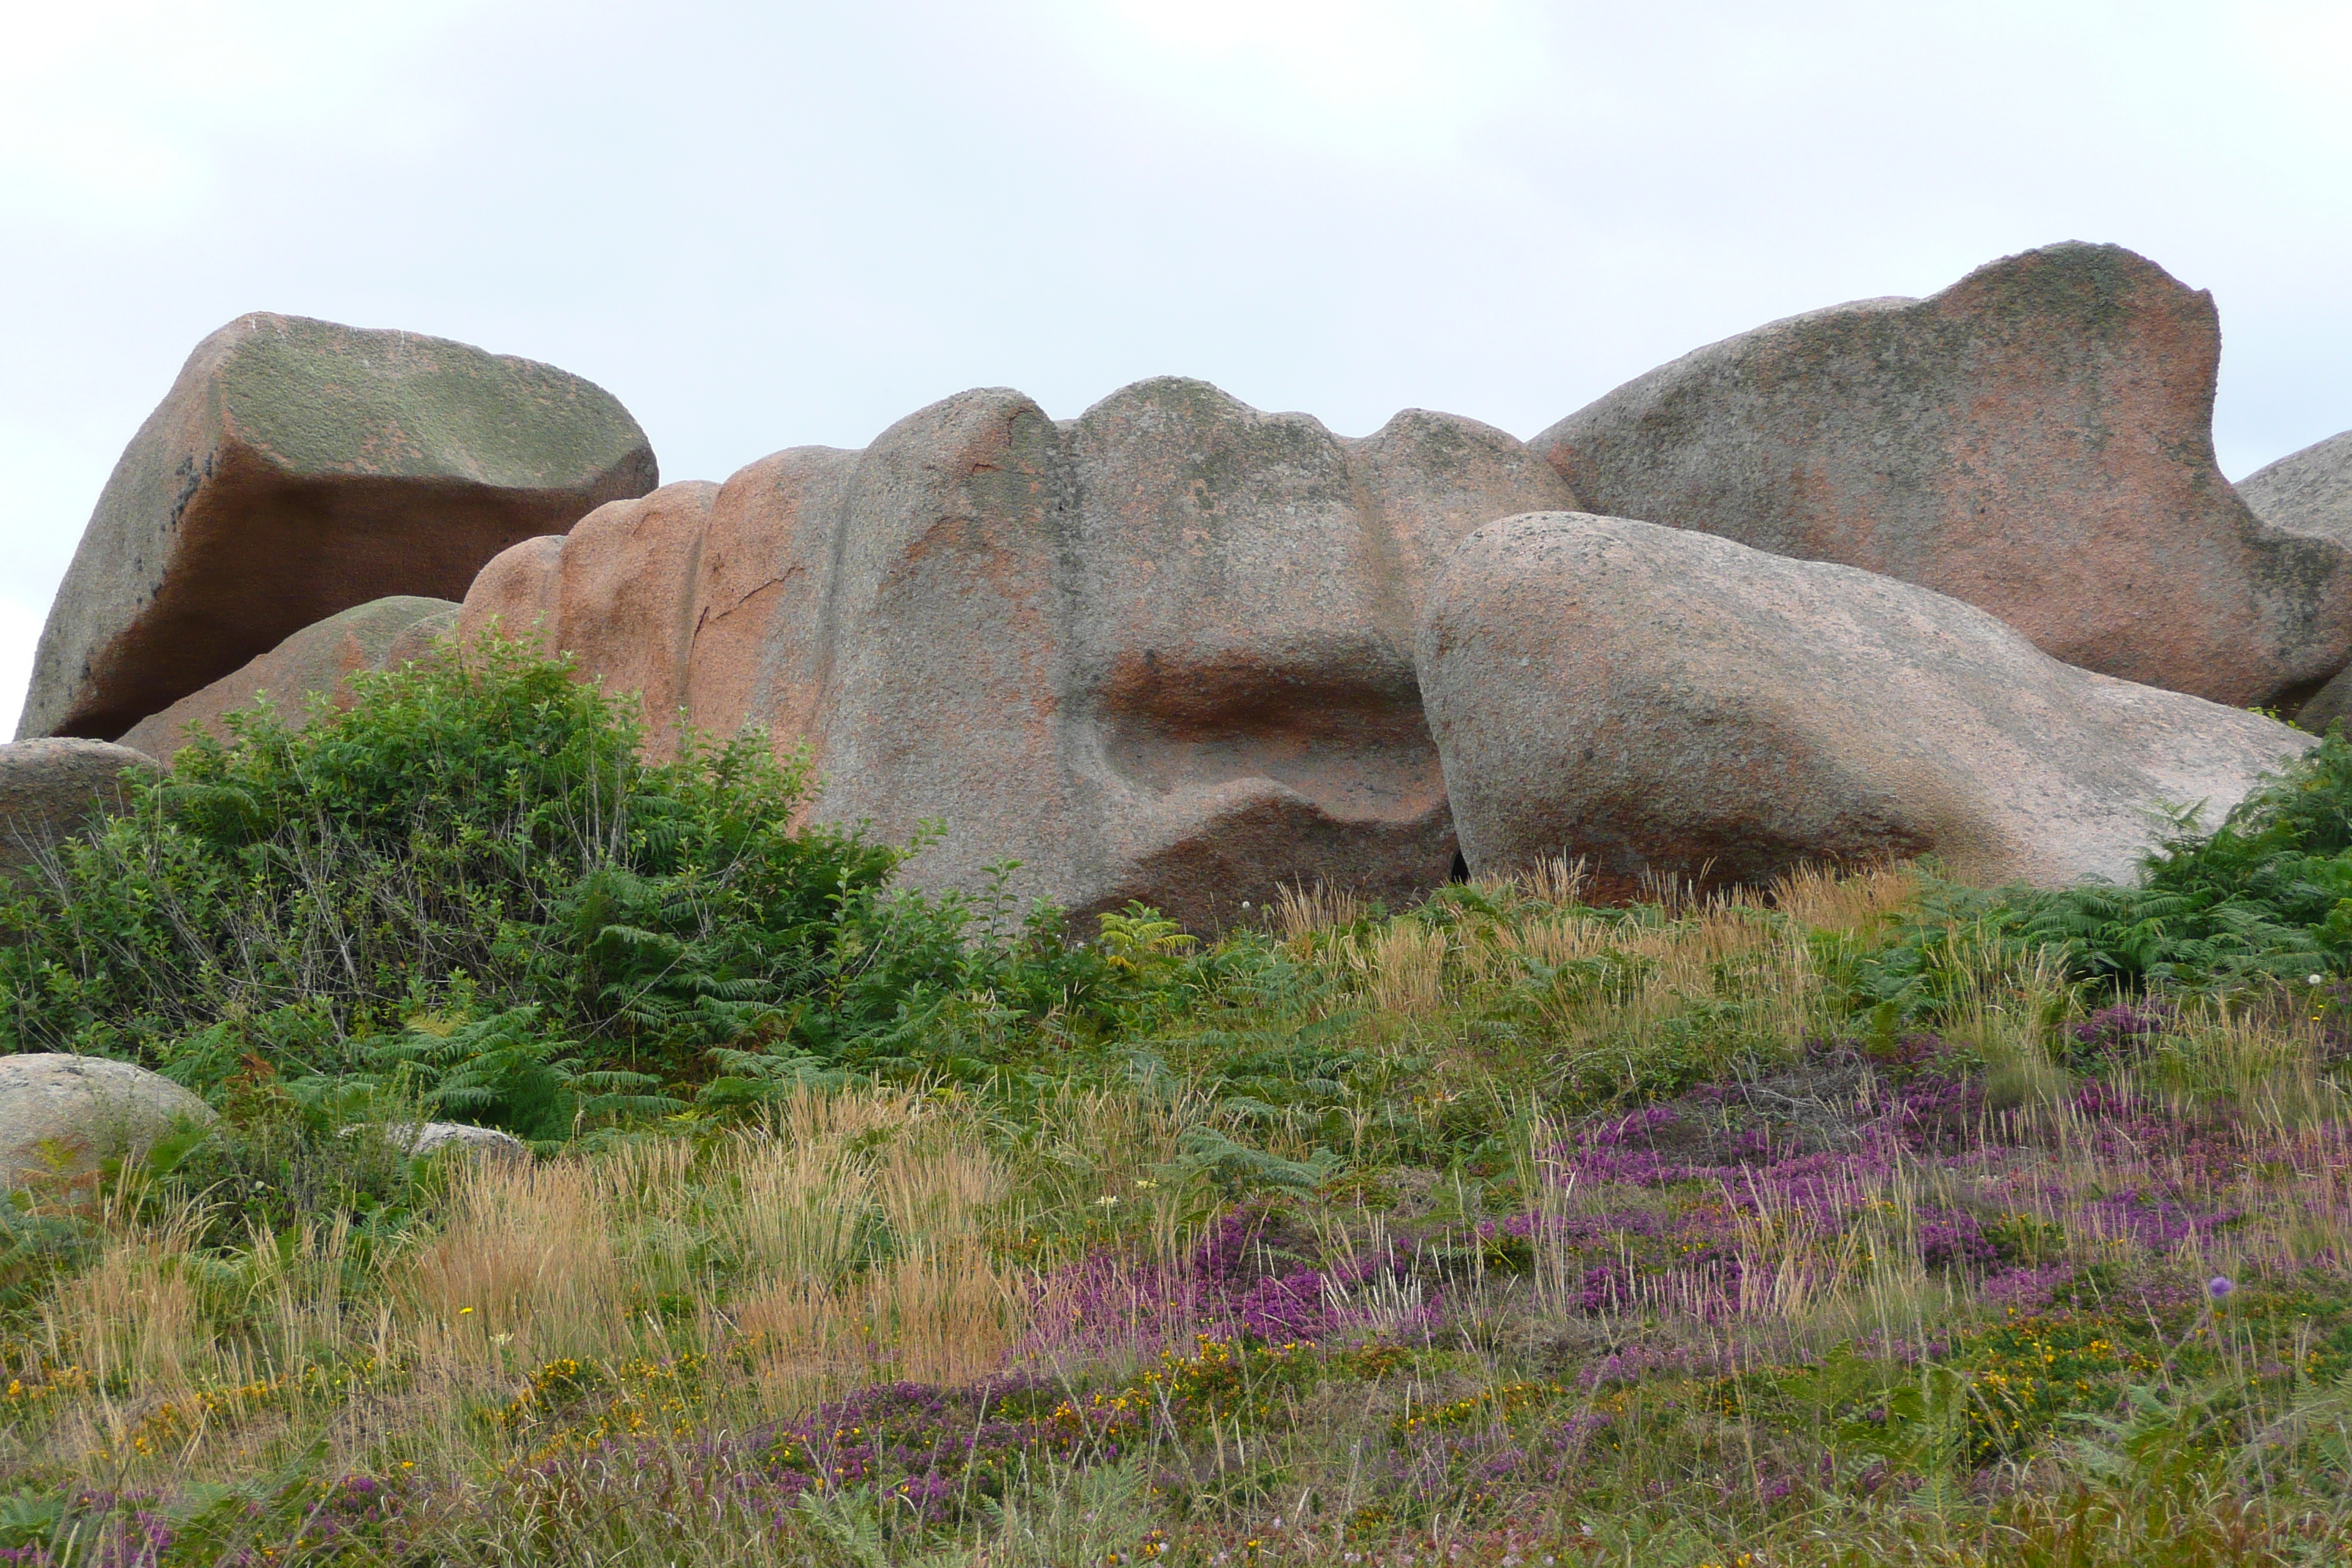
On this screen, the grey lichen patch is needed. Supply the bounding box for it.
[1960,241,2159,342]
[217,315,652,488]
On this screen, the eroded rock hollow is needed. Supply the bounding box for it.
[460,378,1578,926]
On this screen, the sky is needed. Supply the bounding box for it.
[4,0,2349,738]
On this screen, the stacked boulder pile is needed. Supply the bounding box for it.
[8,243,2352,922]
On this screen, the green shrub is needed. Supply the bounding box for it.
[0,639,1126,1118]
[1866,728,2352,1005]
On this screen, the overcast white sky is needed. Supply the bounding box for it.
[4,0,2349,738]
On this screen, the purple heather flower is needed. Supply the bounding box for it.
[2208,1275,2235,1300]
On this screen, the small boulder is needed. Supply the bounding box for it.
[0,739,159,884]
[348,1121,529,1161]
[118,595,459,763]
[20,313,656,744]
[0,1054,216,1186]
[1417,513,2316,897]
[1531,244,2348,709]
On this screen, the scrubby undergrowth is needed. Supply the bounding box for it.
[5,647,2352,1567]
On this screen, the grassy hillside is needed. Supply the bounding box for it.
[4,648,2352,1567]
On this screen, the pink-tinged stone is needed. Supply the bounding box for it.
[1418,513,2315,899]
[455,379,1578,927]
[1532,243,2349,709]
[456,535,568,653]
[22,313,655,744]
[118,595,456,763]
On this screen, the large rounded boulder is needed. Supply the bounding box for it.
[2241,430,2352,732]
[0,1054,216,1186]
[1416,512,2315,897]
[20,313,656,745]
[1531,244,2350,709]
[2240,428,2352,545]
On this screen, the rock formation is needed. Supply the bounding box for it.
[2241,429,2352,544]
[1417,513,2315,896]
[460,482,719,761]
[2241,430,2352,732]
[339,1120,530,1161]
[119,595,457,762]
[26,255,2345,925]
[20,313,656,745]
[0,738,160,884]
[0,1053,216,1186]
[460,378,1578,926]
[1531,244,2348,709]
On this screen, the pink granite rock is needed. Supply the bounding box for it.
[22,313,655,743]
[1417,512,2315,899]
[118,595,456,763]
[460,379,1578,926]
[1532,244,2349,709]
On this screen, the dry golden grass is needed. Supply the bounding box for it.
[729,1237,1019,1401]
[1273,880,1363,939]
[2147,1006,2351,1129]
[402,1157,628,1365]
[1768,860,1921,935]
[0,1081,1049,1488]
[717,1088,1020,1402]
[724,1135,867,1285]
[34,1196,208,1394]
[1361,923,1447,1016]
[1509,853,1591,906]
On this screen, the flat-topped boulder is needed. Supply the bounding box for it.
[120,595,457,762]
[0,738,159,885]
[461,378,1578,926]
[1417,513,2315,897]
[20,313,655,744]
[1532,244,2349,709]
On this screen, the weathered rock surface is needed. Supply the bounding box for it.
[342,1121,529,1161]
[21,312,657,745]
[2241,429,2352,732]
[398,1121,528,1160]
[2241,429,2352,546]
[1531,243,2348,709]
[119,595,458,762]
[461,378,1578,926]
[0,1054,216,1186]
[0,739,160,883]
[456,481,720,759]
[1417,513,2315,897]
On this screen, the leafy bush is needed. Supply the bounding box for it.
[0,639,1126,1121]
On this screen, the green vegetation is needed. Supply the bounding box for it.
[4,644,2352,1567]
[1867,726,2352,1002]
[0,643,1116,1140]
